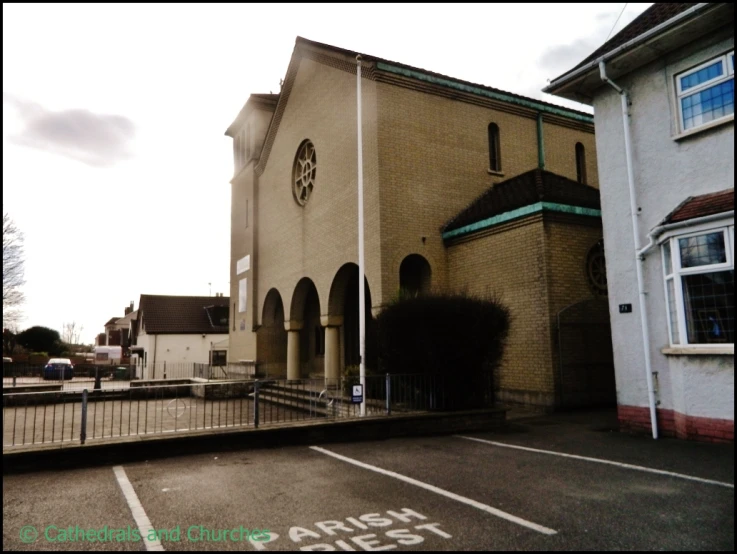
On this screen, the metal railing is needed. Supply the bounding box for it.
[2,362,137,391]
[193,361,256,380]
[3,373,494,449]
[2,361,258,390]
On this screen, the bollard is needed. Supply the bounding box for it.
[94,368,102,391]
[254,381,260,428]
[386,373,391,416]
[80,389,88,444]
[13,375,16,388]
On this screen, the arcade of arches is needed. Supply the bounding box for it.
[257,257,429,381]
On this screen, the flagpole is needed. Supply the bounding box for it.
[356,54,366,417]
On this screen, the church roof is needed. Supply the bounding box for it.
[296,37,593,123]
[443,168,601,235]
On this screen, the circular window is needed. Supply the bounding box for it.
[586,239,608,296]
[293,140,316,206]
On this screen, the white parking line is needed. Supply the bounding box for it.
[457,436,735,489]
[310,445,557,535]
[113,465,165,551]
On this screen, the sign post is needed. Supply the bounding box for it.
[351,384,364,405]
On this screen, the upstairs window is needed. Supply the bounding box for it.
[488,123,501,172]
[676,51,734,132]
[575,142,587,184]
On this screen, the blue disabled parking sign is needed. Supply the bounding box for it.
[351,384,363,404]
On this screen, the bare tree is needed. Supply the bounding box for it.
[3,214,25,326]
[62,321,84,346]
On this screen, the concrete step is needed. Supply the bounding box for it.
[256,392,355,417]
[256,382,388,417]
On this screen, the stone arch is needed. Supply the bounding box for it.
[288,278,322,378]
[399,254,432,296]
[326,263,375,371]
[257,288,287,377]
[262,288,285,326]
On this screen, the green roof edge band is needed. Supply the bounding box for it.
[376,62,595,124]
[443,202,602,240]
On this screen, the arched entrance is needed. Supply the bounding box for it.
[327,263,375,376]
[258,288,287,377]
[287,278,322,380]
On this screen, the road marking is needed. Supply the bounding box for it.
[309,446,557,535]
[457,436,735,489]
[113,465,165,551]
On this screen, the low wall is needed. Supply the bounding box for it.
[3,384,63,394]
[190,380,254,399]
[3,408,507,473]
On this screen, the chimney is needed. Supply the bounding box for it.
[125,301,134,315]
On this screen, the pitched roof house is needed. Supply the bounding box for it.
[132,294,230,379]
[545,3,733,441]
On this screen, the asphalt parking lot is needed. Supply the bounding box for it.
[3,410,734,551]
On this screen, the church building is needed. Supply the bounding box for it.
[226,37,610,409]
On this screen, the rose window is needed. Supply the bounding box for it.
[293,140,316,206]
[586,239,608,296]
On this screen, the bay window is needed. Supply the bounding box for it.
[662,224,734,346]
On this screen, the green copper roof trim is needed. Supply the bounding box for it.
[443,202,602,240]
[376,62,595,124]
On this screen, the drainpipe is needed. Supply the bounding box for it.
[536,113,545,169]
[599,61,658,439]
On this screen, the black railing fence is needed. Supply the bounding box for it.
[3,372,494,448]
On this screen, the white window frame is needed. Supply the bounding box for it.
[661,222,734,347]
[675,50,734,133]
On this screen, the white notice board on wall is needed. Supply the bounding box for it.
[237,255,250,275]
[239,278,247,313]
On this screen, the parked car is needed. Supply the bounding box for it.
[43,358,74,380]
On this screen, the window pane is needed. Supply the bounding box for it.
[663,241,672,275]
[666,278,680,344]
[681,79,735,129]
[679,232,726,268]
[680,60,724,91]
[682,270,734,344]
[488,123,501,172]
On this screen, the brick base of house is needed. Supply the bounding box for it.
[618,405,734,443]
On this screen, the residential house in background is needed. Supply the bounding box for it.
[545,3,733,441]
[226,36,613,409]
[95,302,136,354]
[131,294,230,380]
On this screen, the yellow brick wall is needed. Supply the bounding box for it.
[253,55,382,330]
[227,48,601,392]
[447,216,556,406]
[229,156,256,362]
[446,215,605,407]
[542,217,605,377]
[543,120,599,189]
[375,81,597,309]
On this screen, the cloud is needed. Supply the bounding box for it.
[3,94,135,167]
[537,7,647,82]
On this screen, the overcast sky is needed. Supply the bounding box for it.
[2,3,651,344]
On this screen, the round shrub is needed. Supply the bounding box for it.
[375,292,510,410]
